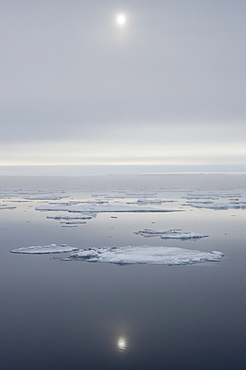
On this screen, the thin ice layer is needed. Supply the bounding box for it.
[11,244,78,254]
[135,229,208,239]
[67,246,223,265]
[36,204,181,213]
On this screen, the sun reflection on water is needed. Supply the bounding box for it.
[117,336,127,352]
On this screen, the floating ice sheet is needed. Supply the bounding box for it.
[24,196,66,201]
[66,246,223,265]
[136,199,176,204]
[36,204,182,213]
[184,192,242,200]
[104,192,158,199]
[0,205,16,210]
[10,244,78,254]
[187,202,246,210]
[135,229,208,239]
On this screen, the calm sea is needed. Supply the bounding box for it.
[1,173,246,369]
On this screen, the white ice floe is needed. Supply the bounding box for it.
[184,196,219,200]
[184,192,242,200]
[104,193,158,199]
[24,196,66,201]
[36,204,181,213]
[183,200,214,204]
[0,205,16,210]
[136,199,176,204]
[66,246,223,265]
[10,244,78,254]
[135,229,208,239]
[187,202,246,210]
[125,192,157,197]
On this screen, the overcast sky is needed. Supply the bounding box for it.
[1,0,246,168]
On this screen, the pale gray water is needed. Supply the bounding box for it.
[1,174,246,369]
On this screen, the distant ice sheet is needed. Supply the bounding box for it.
[0,205,16,210]
[184,192,242,200]
[67,246,223,265]
[24,196,66,201]
[135,229,208,239]
[104,192,158,199]
[36,204,182,213]
[136,199,176,204]
[187,202,246,210]
[11,244,78,254]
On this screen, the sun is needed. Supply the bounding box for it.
[116,14,126,26]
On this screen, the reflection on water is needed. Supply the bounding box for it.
[117,336,127,352]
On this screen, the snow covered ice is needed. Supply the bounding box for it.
[135,229,209,239]
[66,246,223,265]
[11,244,78,254]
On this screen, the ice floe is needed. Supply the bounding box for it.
[36,204,182,213]
[135,229,208,239]
[103,193,158,199]
[183,192,242,200]
[136,199,176,204]
[66,246,223,265]
[24,195,66,201]
[10,244,78,254]
[187,202,246,210]
[0,205,16,210]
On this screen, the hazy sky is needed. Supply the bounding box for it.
[1,0,246,167]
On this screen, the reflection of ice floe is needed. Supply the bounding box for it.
[10,244,78,254]
[0,205,16,210]
[61,225,78,228]
[66,246,223,265]
[36,204,182,213]
[60,221,86,225]
[135,229,208,239]
[47,214,95,220]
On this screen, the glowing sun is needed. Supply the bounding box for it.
[116,14,126,26]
